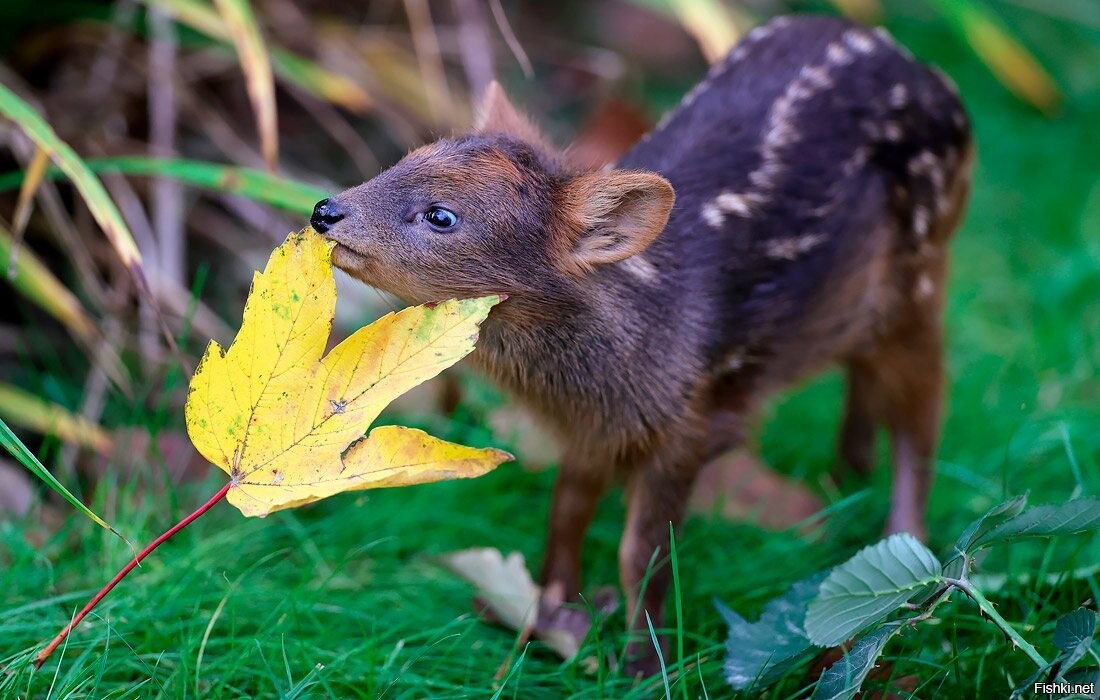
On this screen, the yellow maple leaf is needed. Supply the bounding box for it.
[184,227,511,517]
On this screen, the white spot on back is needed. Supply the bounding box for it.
[888,84,909,109]
[620,254,658,281]
[909,150,939,174]
[765,232,827,260]
[799,64,834,90]
[844,146,870,175]
[724,350,745,372]
[908,150,947,203]
[745,23,776,44]
[702,202,726,229]
[912,206,931,238]
[702,191,762,228]
[715,191,759,217]
[844,29,877,54]
[872,27,895,46]
[916,273,935,300]
[826,42,853,66]
[746,45,841,197]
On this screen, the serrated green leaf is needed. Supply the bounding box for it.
[1054,608,1096,679]
[971,498,1100,550]
[954,495,1029,555]
[943,495,1029,577]
[806,534,942,647]
[718,572,826,690]
[811,622,903,700]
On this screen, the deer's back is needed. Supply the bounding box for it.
[615,15,971,386]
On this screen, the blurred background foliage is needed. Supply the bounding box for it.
[0,0,1098,697]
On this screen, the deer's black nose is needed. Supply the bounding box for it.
[310,198,346,233]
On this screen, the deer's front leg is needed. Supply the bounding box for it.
[619,460,699,677]
[537,465,609,641]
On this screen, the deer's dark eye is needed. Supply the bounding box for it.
[424,206,458,230]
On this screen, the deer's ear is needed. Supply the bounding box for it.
[558,169,675,269]
[475,81,549,146]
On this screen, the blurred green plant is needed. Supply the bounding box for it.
[0,157,328,217]
[0,83,143,272]
[0,418,122,538]
[141,0,373,113]
[719,495,1100,698]
[629,0,1061,112]
[928,0,1061,113]
[212,0,279,170]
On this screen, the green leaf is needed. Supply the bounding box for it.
[0,157,328,216]
[1053,608,1096,679]
[954,495,1029,554]
[943,495,1029,577]
[212,0,278,170]
[717,572,826,691]
[806,534,942,647]
[811,622,904,700]
[971,498,1100,550]
[0,418,123,540]
[0,81,142,270]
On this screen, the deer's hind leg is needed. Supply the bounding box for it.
[836,241,948,542]
[838,362,884,477]
[843,146,972,540]
[848,311,944,542]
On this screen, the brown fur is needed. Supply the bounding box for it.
[315,15,974,675]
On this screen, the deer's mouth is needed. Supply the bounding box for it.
[329,241,371,270]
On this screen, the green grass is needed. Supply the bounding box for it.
[2,6,1100,699]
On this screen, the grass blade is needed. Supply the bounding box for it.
[145,0,372,113]
[0,156,329,216]
[0,82,173,366]
[268,50,372,113]
[10,146,49,244]
[0,383,113,455]
[212,0,279,171]
[665,0,745,63]
[0,418,120,537]
[0,81,143,270]
[927,0,1061,113]
[824,0,883,23]
[34,482,230,669]
[645,610,672,699]
[0,224,132,393]
[1,225,97,344]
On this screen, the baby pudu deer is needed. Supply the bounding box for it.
[310,15,973,674]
